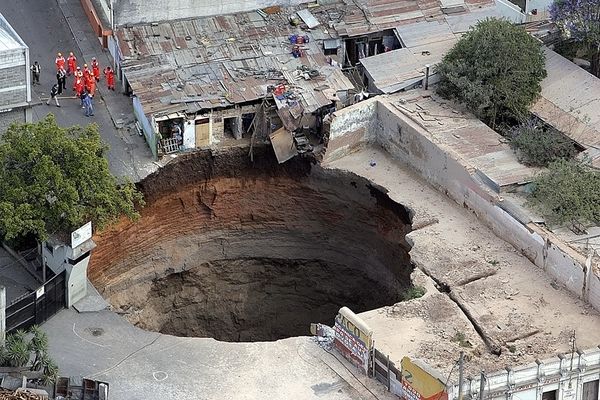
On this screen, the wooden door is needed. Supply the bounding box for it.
[195,118,210,147]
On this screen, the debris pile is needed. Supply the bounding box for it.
[0,388,47,400]
[313,324,336,350]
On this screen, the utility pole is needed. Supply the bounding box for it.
[479,371,486,400]
[458,351,465,400]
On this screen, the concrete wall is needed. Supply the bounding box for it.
[0,48,28,109]
[0,108,27,133]
[114,0,312,26]
[132,95,158,159]
[325,98,600,313]
[325,97,379,161]
[42,241,92,307]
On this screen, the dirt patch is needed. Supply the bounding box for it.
[90,147,414,342]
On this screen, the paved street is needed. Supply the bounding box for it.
[1,0,157,181]
[43,308,393,400]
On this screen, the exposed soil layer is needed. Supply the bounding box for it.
[90,147,414,341]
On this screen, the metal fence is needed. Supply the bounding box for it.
[5,270,66,333]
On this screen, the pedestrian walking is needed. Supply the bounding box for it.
[103,66,115,90]
[56,68,67,93]
[46,83,60,107]
[79,89,87,108]
[83,92,94,117]
[91,57,101,82]
[67,52,77,76]
[30,61,41,85]
[55,52,65,71]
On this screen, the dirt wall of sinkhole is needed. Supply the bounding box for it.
[89,147,414,341]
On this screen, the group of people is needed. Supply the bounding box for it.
[32,51,116,117]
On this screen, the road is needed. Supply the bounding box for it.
[0,0,157,181]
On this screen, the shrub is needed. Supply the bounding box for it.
[509,120,578,167]
[528,159,600,225]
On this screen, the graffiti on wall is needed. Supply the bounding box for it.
[333,306,373,374]
[401,357,448,400]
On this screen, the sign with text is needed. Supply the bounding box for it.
[71,221,92,248]
[333,306,373,374]
[400,357,448,400]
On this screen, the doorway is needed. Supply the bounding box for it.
[195,118,210,147]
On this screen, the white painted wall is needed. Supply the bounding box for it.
[114,0,312,26]
[42,240,94,307]
[453,350,600,400]
[183,120,195,149]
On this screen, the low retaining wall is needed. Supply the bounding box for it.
[325,97,600,311]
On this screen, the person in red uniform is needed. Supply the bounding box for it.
[55,52,65,71]
[91,58,101,82]
[73,66,83,91]
[83,66,95,95]
[82,63,91,82]
[103,66,115,91]
[73,75,85,105]
[67,52,77,76]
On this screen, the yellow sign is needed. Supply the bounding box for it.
[401,357,447,400]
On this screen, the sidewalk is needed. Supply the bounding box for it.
[56,0,159,181]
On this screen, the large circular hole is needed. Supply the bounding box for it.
[90,148,414,342]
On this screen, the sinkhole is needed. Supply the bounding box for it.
[89,147,414,342]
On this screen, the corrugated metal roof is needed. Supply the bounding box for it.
[531,47,600,148]
[396,20,456,47]
[333,0,493,38]
[362,21,457,93]
[382,91,539,189]
[118,8,353,117]
[297,9,320,29]
[360,48,426,93]
[444,6,504,33]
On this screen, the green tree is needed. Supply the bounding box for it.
[436,18,547,128]
[550,0,600,77]
[528,159,600,225]
[0,114,144,241]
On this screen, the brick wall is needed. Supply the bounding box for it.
[0,108,26,134]
[0,49,27,108]
[0,49,26,69]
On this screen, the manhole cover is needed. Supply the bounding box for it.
[89,327,105,337]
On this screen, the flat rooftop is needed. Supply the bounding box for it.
[385,91,540,189]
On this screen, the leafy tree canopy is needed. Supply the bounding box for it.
[528,159,600,225]
[550,0,600,76]
[436,18,547,128]
[0,114,144,242]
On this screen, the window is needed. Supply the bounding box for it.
[542,390,556,400]
[583,380,599,400]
